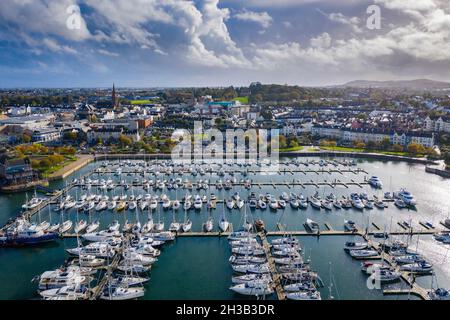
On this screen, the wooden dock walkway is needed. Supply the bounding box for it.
[90,248,122,300]
[258,232,286,300]
[365,238,431,300]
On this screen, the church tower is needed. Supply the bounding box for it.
[112,83,118,109]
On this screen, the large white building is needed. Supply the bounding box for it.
[424,116,450,133]
[312,125,435,147]
[31,128,61,143]
[0,114,55,130]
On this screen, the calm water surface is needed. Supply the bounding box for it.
[0,157,448,300]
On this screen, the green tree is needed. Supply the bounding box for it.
[64,131,78,141]
[407,143,425,155]
[380,137,391,150]
[22,134,32,143]
[392,144,404,152]
[366,140,377,150]
[119,134,132,147]
[39,158,52,168]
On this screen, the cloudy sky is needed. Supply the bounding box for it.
[0,0,449,87]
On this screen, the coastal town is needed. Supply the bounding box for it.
[1,82,449,192]
[2,0,450,310]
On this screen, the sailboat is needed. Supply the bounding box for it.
[181,203,192,232]
[242,199,253,232]
[219,191,230,232]
[204,195,214,232]
[169,196,181,232]
[142,206,154,233]
[153,204,164,231]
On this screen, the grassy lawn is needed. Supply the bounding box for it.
[307,148,320,152]
[320,146,423,157]
[279,146,303,152]
[36,156,78,177]
[233,96,249,104]
[130,99,158,105]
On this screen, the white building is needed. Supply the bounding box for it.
[312,125,434,147]
[31,128,61,143]
[0,114,55,130]
[424,116,450,133]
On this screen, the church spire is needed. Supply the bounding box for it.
[112,83,117,109]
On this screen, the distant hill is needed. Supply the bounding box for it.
[340,79,450,90]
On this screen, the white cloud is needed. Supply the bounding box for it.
[42,38,78,54]
[310,32,331,48]
[0,0,91,41]
[234,10,273,28]
[317,9,362,33]
[97,49,119,57]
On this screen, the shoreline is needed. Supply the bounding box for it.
[91,151,438,165]
[47,155,94,181]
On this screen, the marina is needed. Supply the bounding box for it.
[0,156,449,300]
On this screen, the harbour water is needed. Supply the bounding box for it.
[0,157,449,300]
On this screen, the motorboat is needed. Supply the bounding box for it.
[66,242,115,258]
[305,219,319,233]
[368,176,383,188]
[78,255,105,267]
[344,220,357,232]
[394,189,416,206]
[351,194,364,210]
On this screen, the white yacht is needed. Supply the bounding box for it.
[394,189,417,206]
[229,282,274,296]
[286,290,321,300]
[85,221,100,234]
[368,176,383,188]
[305,219,319,233]
[182,220,192,232]
[100,287,145,300]
[74,220,87,234]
